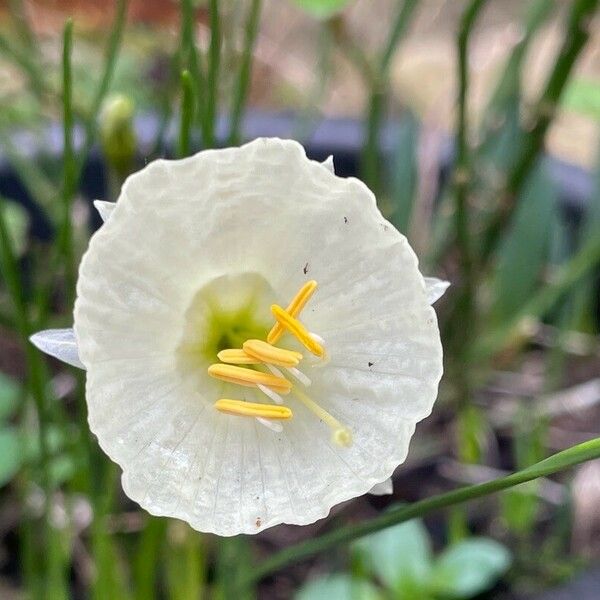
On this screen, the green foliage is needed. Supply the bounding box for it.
[0,427,23,486]
[290,0,354,19]
[296,574,381,600]
[299,517,511,599]
[430,538,511,599]
[355,518,433,592]
[0,374,23,487]
[0,201,29,257]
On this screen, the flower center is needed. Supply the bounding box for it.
[207,280,352,447]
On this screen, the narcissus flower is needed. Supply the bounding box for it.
[31,138,447,535]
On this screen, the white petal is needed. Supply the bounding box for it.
[74,138,443,535]
[424,277,450,305]
[30,328,85,369]
[369,477,393,496]
[93,200,116,222]
[321,155,334,173]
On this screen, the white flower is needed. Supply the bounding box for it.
[31,138,446,536]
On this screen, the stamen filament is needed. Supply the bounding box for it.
[292,387,352,447]
[286,366,311,386]
[256,417,283,432]
[267,280,317,344]
[217,348,259,365]
[215,399,292,420]
[243,339,302,367]
[270,304,325,358]
[257,383,284,405]
[208,364,291,394]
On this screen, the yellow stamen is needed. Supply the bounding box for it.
[217,348,259,365]
[270,304,324,358]
[215,399,292,420]
[267,280,317,344]
[243,339,303,367]
[208,363,291,394]
[293,387,352,447]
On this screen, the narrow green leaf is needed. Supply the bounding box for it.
[386,112,419,234]
[491,163,557,323]
[431,538,511,599]
[354,517,432,591]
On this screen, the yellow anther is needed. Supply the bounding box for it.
[215,399,292,420]
[208,363,292,394]
[267,280,317,344]
[243,339,303,368]
[270,304,324,358]
[217,348,259,365]
[293,387,352,447]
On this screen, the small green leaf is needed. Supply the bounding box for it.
[0,201,29,257]
[290,0,353,19]
[431,538,511,599]
[562,78,600,120]
[0,427,23,486]
[354,516,433,592]
[386,112,419,234]
[0,373,20,421]
[296,574,381,600]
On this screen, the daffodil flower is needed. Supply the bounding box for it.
[31,138,447,535]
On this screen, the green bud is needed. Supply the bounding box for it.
[99,94,137,179]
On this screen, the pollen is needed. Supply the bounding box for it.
[270,304,325,358]
[243,339,303,367]
[215,399,292,420]
[267,280,317,344]
[208,280,351,447]
[208,364,292,394]
[217,348,259,365]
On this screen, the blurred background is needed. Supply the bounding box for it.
[0,0,599,598]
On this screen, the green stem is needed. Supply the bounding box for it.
[33,1,127,330]
[452,0,488,444]
[180,0,208,146]
[360,0,419,190]
[206,0,221,147]
[178,70,195,157]
[59,19,77,308]
[242,437,600,586]
[227,0,262,146]
[481,0,598,262]
[0,200,52,589]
